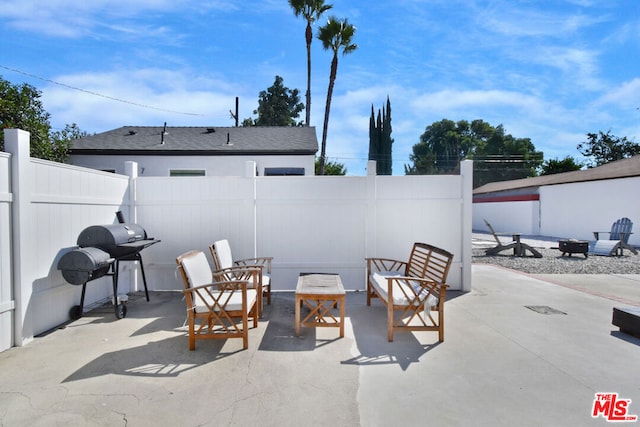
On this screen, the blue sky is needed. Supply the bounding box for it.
[1,0,639,175]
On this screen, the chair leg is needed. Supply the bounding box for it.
[243,310,250,349]
[387,304,394,342]
[189,325,195,350]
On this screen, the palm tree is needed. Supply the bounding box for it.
[288,0,333,127]
[317,16,357,175]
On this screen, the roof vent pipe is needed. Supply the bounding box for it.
[227,133,231,145]
[161,122,167,145]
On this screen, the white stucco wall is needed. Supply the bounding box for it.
[540,178,640,246]
[70,154,316,176]
[473,177,640,246]
[473,200,540,235]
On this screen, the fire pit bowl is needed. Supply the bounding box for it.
[558,239,589,258]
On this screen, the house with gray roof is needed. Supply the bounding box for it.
[473,155,640,245]
[70,125,319,176]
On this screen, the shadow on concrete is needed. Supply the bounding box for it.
[341,297,441,371]
[610,330,640,346]
[258,293,342,352]
[62,335,243,383]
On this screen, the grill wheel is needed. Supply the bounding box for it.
[115,303,127,319]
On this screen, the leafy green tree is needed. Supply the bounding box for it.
[0,76,79,162]
[539,156,582,175]
[1,77,51,156]
[405,119,475,175]
[242,75,304,127]
[577,130,640,168]
[288,0,333,127]
[405,119,543,187]
[315,157,346,175]
[368,96,393,175]
[317,16,357,175]
[49,124,89,163]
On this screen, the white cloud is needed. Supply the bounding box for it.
[596,78,640,109]
[411,89,539,114]
[478,2,608,38]
[42,69,248,132]
[0,0,190,37]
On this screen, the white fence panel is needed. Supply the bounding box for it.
[134,175,256,291]
[374,175,465,288]
[28,160,131,336]
[257,176,368,290]
[0,152,13,351]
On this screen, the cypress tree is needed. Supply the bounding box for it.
[367,96,393,175]
[368,105,378,162]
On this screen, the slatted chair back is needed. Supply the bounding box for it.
[610,217,633,243]
[406,242,454,285]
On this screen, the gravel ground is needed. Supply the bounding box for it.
[472,247,640,274]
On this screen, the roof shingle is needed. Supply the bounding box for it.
[71,126,319,155]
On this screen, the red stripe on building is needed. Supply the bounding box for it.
[473,194,540,203]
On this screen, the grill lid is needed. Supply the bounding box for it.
[77,223,158,257]
[78,223,147,246]
[57,247,114,285]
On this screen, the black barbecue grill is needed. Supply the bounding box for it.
[58,216,160,319]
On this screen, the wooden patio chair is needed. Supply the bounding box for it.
[176,250,258,350]
[590,217,637,256]
[210,239,272,316]
[366,242,453,342]
[483,219,542,258]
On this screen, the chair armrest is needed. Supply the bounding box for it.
[182,280,249,294]
[382,275,447,307]
[212,267,262,296]
[182,280,252,313]
[593,231,611,240]
[234,257,273,273]
[213,266,260,278]
[366,257,407,274]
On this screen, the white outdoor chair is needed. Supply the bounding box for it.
[210,239,272,315]
[176,250,258,350]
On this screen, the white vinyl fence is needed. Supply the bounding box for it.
[5,130,131,349]
[0,151,12,352]
[2,129,473,350]
[136,166,473,294]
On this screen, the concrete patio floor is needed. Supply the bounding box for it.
[0,265,639,426]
